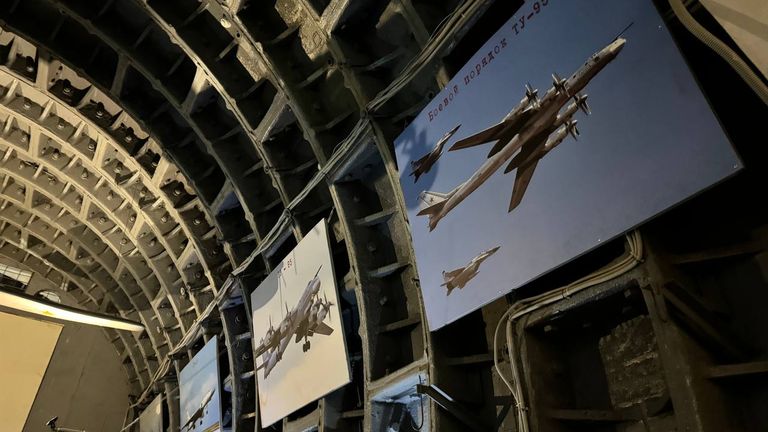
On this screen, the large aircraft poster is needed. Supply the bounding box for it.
[250,219,350,427]
[394,0,741,330]
[179,336,222,432]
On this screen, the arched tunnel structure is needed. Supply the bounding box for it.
[1,1,766,431]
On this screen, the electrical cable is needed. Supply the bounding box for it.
[493,231,643,432]
[119,415,140,432]
[409,376,426,431]
[368,0,487,112]
[124,0,486,411]
[163,0,761,428]
[668,0,768,105]
[120,392,169,432]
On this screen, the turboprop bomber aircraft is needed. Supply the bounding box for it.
[254,267,335,379]
[417,38,626,231]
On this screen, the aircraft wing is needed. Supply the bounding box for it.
[508,160,539,212]
[504,132,541,174]
[501,126,553,211]
[255,319,294,358]
[264,333,291,367]
[253,339,272,358]
[180,409,199,432]
[448,121,508,151]
[202,390,214,407]
[440,267,465,286]
[313,322,334,336]
[443,268,463,280]
[410,152,432,172]
[450,107,535,153]
[294,316,310,343]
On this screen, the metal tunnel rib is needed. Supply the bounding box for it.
[0,0,496,430]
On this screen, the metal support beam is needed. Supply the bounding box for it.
[416,384,487,432]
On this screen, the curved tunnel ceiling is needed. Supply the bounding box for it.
[0,0,502,430]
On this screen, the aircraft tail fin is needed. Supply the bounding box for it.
[314,322,334,336]
[441,268,462,294]
[417,190,450,231]
[409,154,431,182]
[417,190,448,210]
[441,273,456,295]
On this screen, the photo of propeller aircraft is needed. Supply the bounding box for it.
[418,38,625,231]
[250,219,350,427]
[395,0,740,332]
[254,267,335,379]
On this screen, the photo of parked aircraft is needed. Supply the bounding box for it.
[417,38,625,231]
[254,266,335,379]
[410,124,461,182]
[442,246,500,295]
[251,219,350,427]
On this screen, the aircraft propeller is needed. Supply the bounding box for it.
[574,93,591,115]
[525,82,539,107]
[322,292,334,322]
[552,73,568,94]
[566,120,580,140]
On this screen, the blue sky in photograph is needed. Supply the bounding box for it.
[179,337,221,431]
[394,0,740,330]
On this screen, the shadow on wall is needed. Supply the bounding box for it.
[23,323,132,432]
[5,255,132,432]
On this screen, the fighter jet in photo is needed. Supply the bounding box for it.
[417,38,626,231]
[442,246,500,295]
[254,267,335,379]
[180,389,215,432]
[409,124,461,182]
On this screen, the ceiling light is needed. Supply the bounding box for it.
[0,286,144,332]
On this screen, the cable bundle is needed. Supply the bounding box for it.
[493,231,643,432]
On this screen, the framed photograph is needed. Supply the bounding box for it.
[138,393,163,432]
[251,219,350,427]
[179,336,222,432]
[394,0,741,330]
